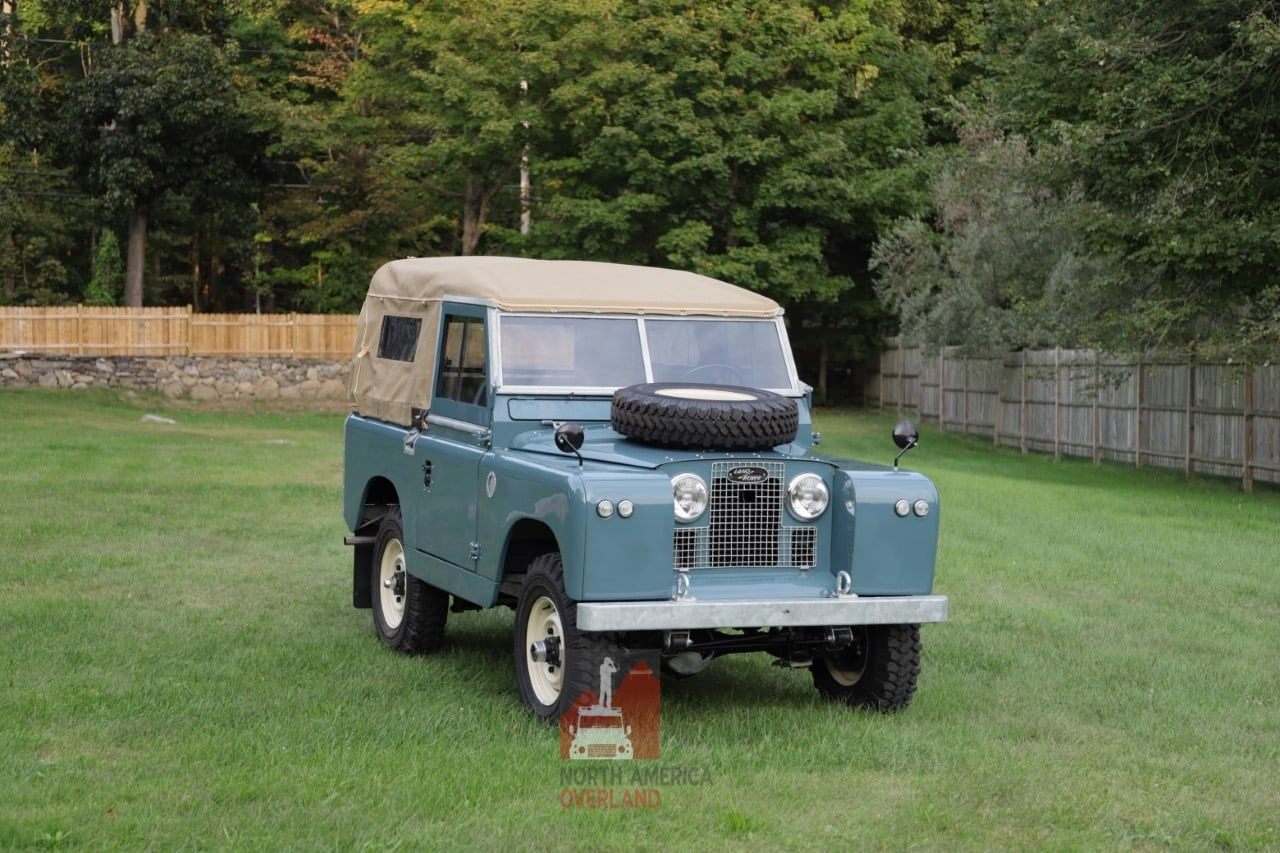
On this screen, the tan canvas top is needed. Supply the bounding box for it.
[350,257,782,425]
[367,256,782,317]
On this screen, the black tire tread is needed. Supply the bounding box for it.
[372,508,448,655]
[611,383,798,450]
[515,553,620,722]
[812,624,921,712]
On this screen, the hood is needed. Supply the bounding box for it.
[508,423,814,470]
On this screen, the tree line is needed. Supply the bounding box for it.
[1,1,1275,396]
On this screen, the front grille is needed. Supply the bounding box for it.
[672,461,818,570]
[709,462,783,566]
[588,744,619,758]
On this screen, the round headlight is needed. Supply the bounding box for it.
[671,473,708,523]
[786,474,829,520]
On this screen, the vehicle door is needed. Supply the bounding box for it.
[413,303,490,569]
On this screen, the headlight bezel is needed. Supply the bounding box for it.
[671,473,709,523]
[786,473,830,521]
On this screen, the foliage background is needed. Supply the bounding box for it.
[1,1,1277,393]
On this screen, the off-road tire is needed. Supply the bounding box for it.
[371,508,448,653]
[811,624,921,712]
[611,382,798,450]
[514,553,619,722]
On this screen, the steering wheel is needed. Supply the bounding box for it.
[679,363,748,385]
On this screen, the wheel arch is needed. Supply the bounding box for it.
[350,475,400,609]
[497,517,562,605]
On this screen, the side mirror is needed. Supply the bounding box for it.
[892,419,918,470]
[892,419,919,450]
[554,422,585,466]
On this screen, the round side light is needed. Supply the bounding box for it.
[893,499,911,517]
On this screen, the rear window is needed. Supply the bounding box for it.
[377,315,421,362]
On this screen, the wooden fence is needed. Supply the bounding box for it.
[867,338,1280,491]
[0,306,358,359]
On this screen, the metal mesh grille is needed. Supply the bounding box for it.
[671,462,817,569]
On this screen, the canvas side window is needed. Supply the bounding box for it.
[377,315,421,362]
[435,316,487,407]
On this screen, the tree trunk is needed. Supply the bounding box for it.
[124,207,146,307]
[460,176,490,256]
[2,1,14,67]
[818,340,829,406]
[190,232,200,311]
[3,232,15,300]
[111,4,124,43]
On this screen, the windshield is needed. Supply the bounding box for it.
[498,316,793,392]
[500,317,646,388]
[646,319,791,388]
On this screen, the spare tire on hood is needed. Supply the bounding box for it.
[611,383,799,450]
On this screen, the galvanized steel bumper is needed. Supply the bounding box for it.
[575,594,948,632]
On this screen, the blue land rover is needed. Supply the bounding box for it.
[342,257,946,720]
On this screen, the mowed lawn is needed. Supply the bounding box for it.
[1,389,1277,850]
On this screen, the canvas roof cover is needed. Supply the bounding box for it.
[349,256,784,425]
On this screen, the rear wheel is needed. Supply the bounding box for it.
[371,508,448,653]
[811,624,920,711]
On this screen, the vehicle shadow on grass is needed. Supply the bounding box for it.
[658,657,818,712]
[442,615,819,714]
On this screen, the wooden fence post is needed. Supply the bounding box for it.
[897,344,905,416]
[74,305,83,356]
[879,347,886,412]
[1135,354,1144,468]
[1243,365,1254,493]
[1053,346,1061,460]
[938,350,946,432]
[1020,349,1028,454]
[994,357,1003,447]
[962,357,970,435]
[1185,357,1195,477]
[1092,350,1100,464]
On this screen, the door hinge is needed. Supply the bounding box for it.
[469,542,482,560]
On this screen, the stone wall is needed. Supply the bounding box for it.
[0,353,350,402]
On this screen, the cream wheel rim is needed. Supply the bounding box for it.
[378,538,407,631]
[525,596,564,706]
[824,644,866,687]
[654,387,757,402]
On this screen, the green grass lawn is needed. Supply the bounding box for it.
[1,389,1277,850]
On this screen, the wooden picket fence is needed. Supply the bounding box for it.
[0,306,358,359]
[867,338,1280,492]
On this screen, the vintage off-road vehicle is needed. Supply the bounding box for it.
[342,257,946,719]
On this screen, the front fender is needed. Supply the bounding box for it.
[831,469,940,596]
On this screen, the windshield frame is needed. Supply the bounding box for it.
[492,312,802,397]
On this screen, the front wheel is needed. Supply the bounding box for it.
[811,624,921,712]
[513,553,617,721]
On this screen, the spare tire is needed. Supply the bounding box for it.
[611,383,798,450]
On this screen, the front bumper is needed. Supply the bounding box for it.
[575,594,948,632]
